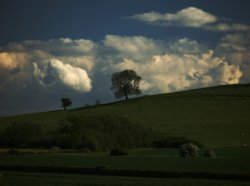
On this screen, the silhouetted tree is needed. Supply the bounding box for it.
[61,98,72,110]
[111,69,141,100]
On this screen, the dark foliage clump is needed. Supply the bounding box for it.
[111,69,141,100]
[0,114,153,151]
[53,114,152,151]
[61,98,72,110]
[179,143,199,158]
[2,122,49,148]
[110,148,128,156]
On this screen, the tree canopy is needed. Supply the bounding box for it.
[61,98,72,110]
[111,69,141,100]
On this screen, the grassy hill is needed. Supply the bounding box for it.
[0,84,250,147]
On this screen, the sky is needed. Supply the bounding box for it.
[0,0,250,116]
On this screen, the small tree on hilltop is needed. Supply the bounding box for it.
[61,98,72,110]
[111,69,141,100]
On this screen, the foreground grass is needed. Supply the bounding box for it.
[2,171,250,186]
[1,84,250,147]
[0,148,249,174]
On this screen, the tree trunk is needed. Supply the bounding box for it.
[124,91,128,100]
[64,106,66,111]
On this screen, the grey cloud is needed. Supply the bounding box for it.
[129,7,250,32]
[102,35,164,62]
[5,38,96,56]
[130,7,216,27]
[216,32,250,83]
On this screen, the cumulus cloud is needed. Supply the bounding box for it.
[216,32,250,82]
[57,56,95,72]
[0,34,248,116]
[33,59,92,92]
[52,59,91,92]
[6,38,96,56]
[0,38,96,93]
[0,52,28,69]
[210,23,250,32]
[103,35,163,60]
[129,7,250,32]
[219,63,243,84]
[100,35,244,94]
[130,7,216,27]
[106,49,242,93]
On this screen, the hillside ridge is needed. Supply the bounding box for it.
[0,83,250,147]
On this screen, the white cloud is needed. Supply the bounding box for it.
[33,59,92,92]
[103,35,163,60]
[50,59,92,92]
[129,7,250,32]
[0,52,28,69]
[210,23,250,32]
[168,38,204,54]
[130,7,217,27]
[219,63,243,84]
[216,33,250,82]
[22,38,96,56]
[58,56,95,72]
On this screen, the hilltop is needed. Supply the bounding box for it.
[0,84,250,147]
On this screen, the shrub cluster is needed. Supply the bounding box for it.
[0,114,152,151]
[179,143,200,158]
[0,122,50,148]
[53,114,152,151]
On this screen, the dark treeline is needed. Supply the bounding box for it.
[0,114,152,151]
[0,114,202,152]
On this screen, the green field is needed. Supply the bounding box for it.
[2,172,250,186]
[1,84,250,147]
[0,148,249,174]
[0,147,250,185]
[0,84,250,185]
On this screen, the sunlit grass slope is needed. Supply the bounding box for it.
[0,84,250,147]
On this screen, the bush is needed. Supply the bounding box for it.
[179,143,199,158]
[153,136,202,149]
[110,148,128,156]
[4,122,47,148]
[54,114,153,151]
[0,114,153,151]
[204,149,216,158]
